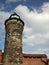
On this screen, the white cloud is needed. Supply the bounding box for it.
[0,11,10,29]
[38,48,49,52]
[14,3,49,57]
[41,2,49,13]
[0,11,11,51]
[14,4,49,44]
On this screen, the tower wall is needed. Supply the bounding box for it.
[3,19,24,65]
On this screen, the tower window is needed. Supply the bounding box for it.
[10,13,20,19]
[11,15,20,19]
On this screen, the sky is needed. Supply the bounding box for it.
[0,0,49,58]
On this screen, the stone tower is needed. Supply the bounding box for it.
[3,13,24,65]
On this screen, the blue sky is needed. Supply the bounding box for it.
[0,0,49,58]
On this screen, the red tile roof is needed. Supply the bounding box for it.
[23,54,47,58]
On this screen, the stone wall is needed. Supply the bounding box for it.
[23,60,46,65]
[3,19,24,65]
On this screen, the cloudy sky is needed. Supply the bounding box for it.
[0,0,49,58]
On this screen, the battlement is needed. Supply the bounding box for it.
[5,13,24,26]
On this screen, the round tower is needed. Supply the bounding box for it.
[3,13,24,65]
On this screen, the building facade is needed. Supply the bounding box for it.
[0,51,49,65]
[23,54,48,65]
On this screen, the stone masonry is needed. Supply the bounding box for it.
[3,13,24,65]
